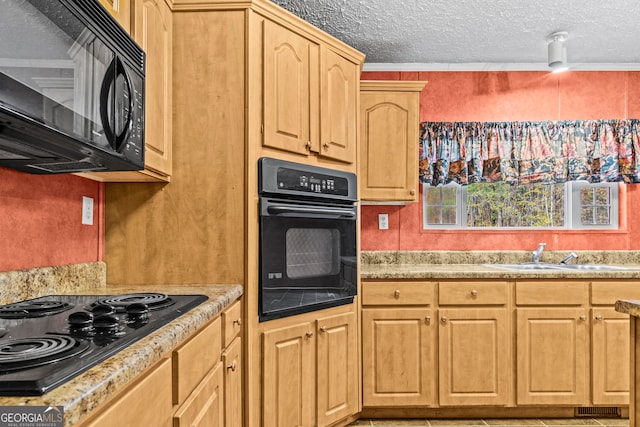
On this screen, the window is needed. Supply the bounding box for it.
[423,181,619,229]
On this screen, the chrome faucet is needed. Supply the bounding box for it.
[560,252,578,264]
[531,243,546,263]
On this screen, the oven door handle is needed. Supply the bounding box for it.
[267,205,356,219]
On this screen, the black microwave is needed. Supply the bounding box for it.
[0,0,145,174]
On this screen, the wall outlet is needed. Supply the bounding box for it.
[82,196,94,225]
[378,213,389,230]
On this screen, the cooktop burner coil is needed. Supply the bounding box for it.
[0,301,73,319]
[0,335,89,372]
[91,293,174,312]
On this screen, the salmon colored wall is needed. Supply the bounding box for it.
[0,167,103,271]
[360,70,640,252]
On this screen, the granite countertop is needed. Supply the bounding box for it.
[0,283,243,427]
[361,250,640,280]
[616,299,640,317]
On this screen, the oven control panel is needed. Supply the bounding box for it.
[259,157,357,201]
[277,167,348,195]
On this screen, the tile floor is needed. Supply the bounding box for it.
[349,419,629,427]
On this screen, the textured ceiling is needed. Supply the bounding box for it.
[271,0,640,70]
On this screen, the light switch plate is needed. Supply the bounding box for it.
[82,196,94,225]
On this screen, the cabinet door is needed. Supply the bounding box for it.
[223,336,243,427]
[362,308,434,407]
[263,20,318,157]
[319,47,357,164]
[438,308,510,406]
[132,0,172,177]
[592,307,630,405]
[99,0,131,32]
[85,358,172,427]
[316,312,358,426]
[360,83,424,202]
[516,308,588,405]
[173,362,225,427]
[263,322,316,427]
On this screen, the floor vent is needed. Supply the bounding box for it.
[575,407,621,417]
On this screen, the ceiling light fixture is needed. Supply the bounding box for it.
[547,31,569,73]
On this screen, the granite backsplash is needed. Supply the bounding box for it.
[0,262,106,304]
[361,250,640,266]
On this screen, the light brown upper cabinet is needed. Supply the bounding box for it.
[81,0,172,182]
[98,0,131,32]
[263,20,358,164]
[360,81,426,202]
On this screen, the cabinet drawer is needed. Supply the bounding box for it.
[516,281,588,305]
[362,281,435,306]
[173,316,222,405]
[439,281,508,305]
[592,281,640,305]
[173,362,224,427]
[222,299,242,347]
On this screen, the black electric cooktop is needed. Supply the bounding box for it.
[0,293,208,396]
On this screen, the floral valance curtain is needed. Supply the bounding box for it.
[419,119,640,186]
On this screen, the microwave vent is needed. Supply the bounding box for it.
[27,160,107,173]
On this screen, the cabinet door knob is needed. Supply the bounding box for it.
[595,315,603,321]
[319,326,327,333]
[425,316,431,324]
[394,290,401,298]
[579,315,587,321]
[233,318,242,326]
[305,141,312,150]
[470,289,478,297]
[305,331,314,339]
[323,143,329,149]
[227,361,237,372]
[409,189,416,196]
[440,316,447,324]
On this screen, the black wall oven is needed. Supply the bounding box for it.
[258,157,358,321]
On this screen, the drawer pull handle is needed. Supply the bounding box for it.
[227,361,237,372]
[233,318,242,326]
[579,315,587,321]
[470,289,478,297]
[440,316,447,324]
[319,326,327,333]
[595,315,603,321]
[394,290,401,298]
[305,331,314,339]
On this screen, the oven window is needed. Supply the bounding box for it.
[286,228,340,278]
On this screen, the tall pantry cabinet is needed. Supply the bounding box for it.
[104,1,364,427]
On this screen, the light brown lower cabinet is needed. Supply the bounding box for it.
[81,357,173,427]
[362,308,435,406]
[438,308,510,406]
[592,307,630,405]
[516,307,589,405]
[77,298,242,427]
[262,311,358,427]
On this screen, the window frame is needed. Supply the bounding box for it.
[422,181,619,230]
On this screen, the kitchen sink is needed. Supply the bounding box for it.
[486,262,639,271]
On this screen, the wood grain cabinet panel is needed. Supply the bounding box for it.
[316,312,358,426]
[360,81,426,202]
[438,308,510,406]
[516,307,588,405]
[263,19,317,157]
[263,322,316,427]
[223,336,243,427]
[319,47,357,164]
[362,308,434,407]
[82,358,172,427]
[99,0,131,32]
[592,307,630,405]
[173,362,224,427]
